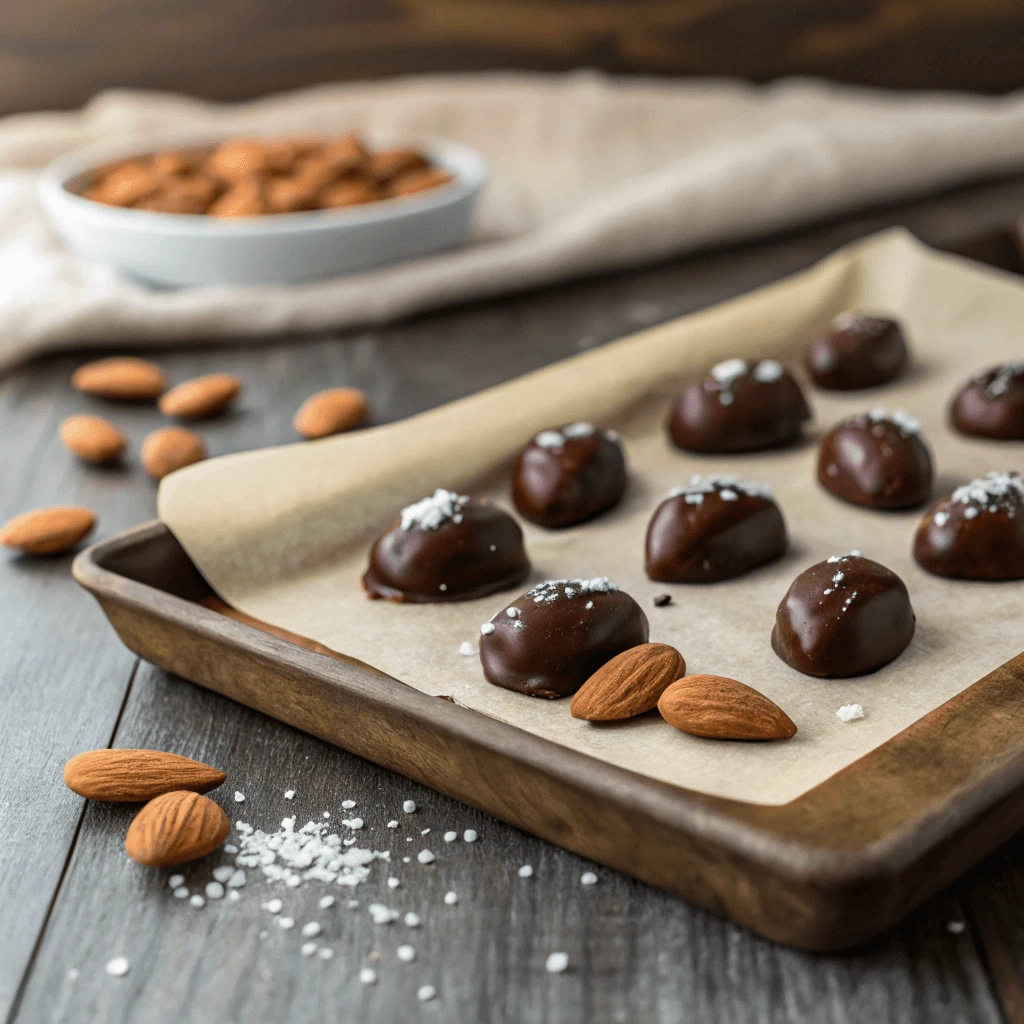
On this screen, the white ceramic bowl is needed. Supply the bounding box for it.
[38,134,488,288]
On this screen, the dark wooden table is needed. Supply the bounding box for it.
[4,177,1024,1024]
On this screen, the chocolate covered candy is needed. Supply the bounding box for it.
[645,476,787,583]
[772,553,915,677]
[363,488,529,602]
[669,358,811,453]
[804,312,909,390]
[512,422,626,528]
[950,363,1024,440]
[479,578,649,698]
[817,409,932,509]
[913,472,1024,580]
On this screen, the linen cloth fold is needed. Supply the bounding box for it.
[3,71,1024,369]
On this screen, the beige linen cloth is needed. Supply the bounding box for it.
[5,72,1024,368]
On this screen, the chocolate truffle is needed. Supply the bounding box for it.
[950,363,1024,440]
[479,578,649,698]
[668,358,811,453]
[913,472,1024,580]
[363,488,529,602]
[817,409,932,509]
[512,422,626,528]
[645,476,787,583]
[804,312,909,390]
[771,553,915,677]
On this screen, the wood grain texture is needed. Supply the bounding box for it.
[5,177,1024,1018]
[1,0,1024,117]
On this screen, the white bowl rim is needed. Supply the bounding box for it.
[39,131,489,237]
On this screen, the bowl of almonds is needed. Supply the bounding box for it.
[38,132,488,287]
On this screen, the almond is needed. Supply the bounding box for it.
[63,749,226,802]
[140,426,206,479]
[125,791,230,867]
[571,643,684,721]
[294,387,368,439]
[61,414,127,462]
[658,674,797,740]
[0,506,96,554]
[72,357,166,401]
[158,373,242,420]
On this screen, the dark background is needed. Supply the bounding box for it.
[2,0,1023,117]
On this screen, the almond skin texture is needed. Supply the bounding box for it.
[141,427,206,479]
[0,507,95,554]
[571,643,685,721]
[63,749,226,802]
[658,675,797,741]
[72,357,166,401]
[158,373,242,420]
[125,791,230,867]
[61,414,127,463]
[294,387,368,439]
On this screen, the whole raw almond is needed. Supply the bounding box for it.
[158,373,242,420]
[294,387,368,439]
[63,749,226,802]
[61,414,127,463]
[571,643,685,721]
[0,506,96,554]
[72,357,166,401]
[140,426,206,479]
[658,674,797,741]
[125,791,230,867]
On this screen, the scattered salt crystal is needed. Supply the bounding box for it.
[444,891,458,905]
[278,917,295,929]
[546,952,569,973]
[480,622,495,635]
[212,866,234,884]
[234,792,245,803]
[360,968,378,985]
[318,948,334,960]
[836,704,865,723]
[580,872,598,886]
[301,921,321,938]
[948,921,966,935]
[464,830,478,843]
[421,828,430,835]
[224,844,238,854]
[340,800,356,809]
[319,895,336,909]
[190,895,205,908]
[227,890,241,902]
[397,944,416,962]
[323,812,330,819]
[753,359,783,383]
[387,820,399,829]
[227,869,246,888]
[418,985,437,1002]
[388,877,401,889]
[444,831,457,843]
[104,957,129,977]
[300,942,317,957]
[458,641,475,656]
[342,818,364,830]
[400,489,469,532]
[934,511,950,527]
[535,430,565,449]
[518,865,534,878]
[405,912,421,927]
[403,801,417,814]
[205,882,225,900]
[403,856,411,863]
[506,607,520,618]
[264,898,283,913]
[284,790,295,800]
[964,507,979,519]
[418,850,436,865]
[173,886,189,899]
[369,904,400,924]
[168,874,185,889]
[710,358,748,385]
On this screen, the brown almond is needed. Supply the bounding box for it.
[658,674,797,741]
[61,414,127,463]
[294,387,368,439]
[158,373,242,420]
[72,357,166,402]
[63,749,226,802]
[571,643,685,721]
[125,791,230,867]
[140,427,206,480]
[0,506,95,554]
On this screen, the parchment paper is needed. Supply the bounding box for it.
[159,228,1024,806]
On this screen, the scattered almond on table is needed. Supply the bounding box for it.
[657,674,797,741]
[158,373,242,420]
[63,749,226,801]
[60,414,127,463]
[294,386,369,439]
[72,357,166,402]
[141,426,207,479]
[124,790,230,867]
[0,506,96,555]
[571,643,685,721]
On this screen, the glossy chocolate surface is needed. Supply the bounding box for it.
[950,363,1024,440]
[913,472,1024,580]
[645,476,787,583]
[669,358,811,453]
[804,312,909,390]
[817,409,932,509]
[771,554,915,677]
[363,489,529,602]
[512,422,626,528]
[479,578,649,698]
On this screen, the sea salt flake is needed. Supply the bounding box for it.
[190,895,205,908]
[546,952,569,973]
[421,828,430,835]
[580,872,598,885]
[228,890,241,902]
[400,489,469,532]
[418,984,437,1002]
[403,801,417,814]
[173,886,189,899]
[518,865,534,878]
[318,947,334,960]
[563,422,596,438]
[710,358,748,386]
[342,818,364,830]
[284,790,294,800]
[387,820,399,829]
[104,957,129,977]
[369,904,400,924]
[212,866,234,883]
[480,622,495,635]
[388,877,401,889]
[278,916,294,929]
[264,898,283,913]
[405,912,421,927]
[444,891,458,905]
[458,641,475,656]
[464,830,478,842]
[300,942,317,957]
[397,944,416,962]
[205,882,225,900]
[535,430,565,449]
[933,511,950,527]
[301,921,321,938]
[836,704,865,723]
[444,831,457,842]
[168,874,185,889]
[418,850,436,865]
[753,359,783,383]
[234,792,245,803]
[341,800,356,809]
[360,968,378,985]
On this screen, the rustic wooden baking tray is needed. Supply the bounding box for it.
[74,519,1024,952]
